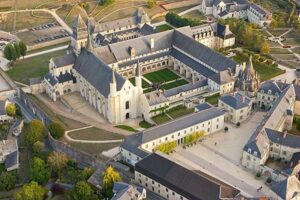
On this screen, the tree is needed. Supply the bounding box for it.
[147,0,155,8]
[19,41,27,58]
[14,43,21,59]
[47,151,69,178]
[236,122,240,127]
[0,172,17,191]
[99,0,113,6]
[6,102,16,116]
[33,141,44,154]
[67,181,96,200]
[224,126,228,132]
[3,44,17,61]
[26,120,45,145]
[260,41,270,55]
[102,166,121,197]
[29,157,51,185]
[14,182,46,200]
[48,122,65,140]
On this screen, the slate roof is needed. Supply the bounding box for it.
[52,53,76,68]
[5,150,18,169]
[271,179,287,200]
[135,153,240,200]
[195,102,212,112]
[141,107,224,143]
[293,84,300,101]
[250,3,270,16]
[209,70,234,84]
[220,94,250,110]
[44,72,75,86]
[173,31,237,72]
[145,92,168,106]
[0,101,6,115]
[73,14,87,29]
[170,48,216,77]
[259,80,289,95]
[163,79,208,98]
[265,128,300,149]
[120,133,149,158]
[29,77,42,85]
[74,48,126,98]
[44,73,58,86]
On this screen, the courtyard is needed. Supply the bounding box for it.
[168,112,279,198]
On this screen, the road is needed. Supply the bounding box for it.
[0,9,72,34]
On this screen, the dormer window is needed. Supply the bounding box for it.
[247,148,251,153]
[268,90,271,94]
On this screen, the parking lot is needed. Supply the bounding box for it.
[16,22,69,45]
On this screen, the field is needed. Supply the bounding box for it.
[169,5,195,14]
[269,48,291,54]
[0,11,55,32]
[182,10,206,21]
[7,50,66,85]
[68,127,124,141]
[284,30,300,38]
[143,68,180,83]
[268,29,290,37]
[283,38,300,46]
[271,54,297,61]
[292,47,300,54]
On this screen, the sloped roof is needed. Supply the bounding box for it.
[265,128,300,149]
[209,70,234,84]
[135,153,240,200]
[52,53,76,68]
[219,94,250,110]
[74,48,126,98]
[73,14,87,29]
[271,179,287,200]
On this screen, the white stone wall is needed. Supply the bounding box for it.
[219,100,251,124]
[120,148,142,166]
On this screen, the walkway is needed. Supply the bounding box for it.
[64,126,124,144]
[35,94,131,136]
[24,45,68,59]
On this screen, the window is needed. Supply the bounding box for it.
[125,101,129,109]
[152,181,155,184]
[165,137,168,141]
[178,132,180,136]
[172,192,175,196]
[207,128,210,132]
[126,113,130,119]
[166,188,168,192]
[216,125,219,129]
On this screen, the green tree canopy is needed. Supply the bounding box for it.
[14,182,46,200]
[6,102,16,116]
[32,141,44,154]
[19,41,27,58]
[147,0,156,8]
[0,171,17,191]
[67,181,96,200]
[47,151,69,178]
[3,43,17,61]
[14,43,21,59]
[48,122,65,140]
[26,120,45,145]
[102,166,121,197]
[29,157,51,185]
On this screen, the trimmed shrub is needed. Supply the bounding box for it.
[48,122,65,140]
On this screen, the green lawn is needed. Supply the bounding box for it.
[284,30,300,38]
[143,68,180,83]
[292,47,300,54]
[152,113,172,125]
[68,127,124,141]
[278,60,300,69]
[156,24,173,32]
[269,48,291,54]
[160,79,189,90]
[169,5,195,14]
[182,10,206,20]
[271,54,297,60]
[268,29,289,37]
[205,93,220,106]
[167,105,194,119]
[7,50,66,85]
[115,125,137,132]
[129,77,150,88]
[139,120,153,128]
[27,41,70,55]
[283,38,300,46]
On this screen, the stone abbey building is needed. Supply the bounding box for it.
[43,13,239,124]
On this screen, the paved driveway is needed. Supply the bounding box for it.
[169,112,279,199]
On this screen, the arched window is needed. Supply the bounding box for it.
[125,101,129,109]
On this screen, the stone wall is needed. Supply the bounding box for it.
[161,0,201,10]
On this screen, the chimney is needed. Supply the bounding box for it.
[150,38,154,49]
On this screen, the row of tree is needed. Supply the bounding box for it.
[3,41,27,61]
[184,131,204,144]
[155,141,177,154]
[166,12,203,28]
[218,18,269,54]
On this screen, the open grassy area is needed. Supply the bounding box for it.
[278,60,300,69]
[205,93,220,106]
[143,68,179,83]
[152,113,171,125]
[283,38,300,46]
[268,29,289,37]
[0,11,55,32]
[27,41,70,54]
[291,47,300,54]
[68,127,124,141]
[284,30,300,38]
[139,120,153,129]
[115,125,137,132]
[7,50,65,85]
[271,54,297,60]
[269,48,291,54]
[160,79,189,90]
[169,5,195,14]
[156,24,173,32]
[129,77,150,88]
[167,105,194,119]
[182,10,206,20]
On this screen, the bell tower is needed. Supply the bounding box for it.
[71,14,88,55]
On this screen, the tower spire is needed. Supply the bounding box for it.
[87,26,94,51]
[136,60,141,77]
[111,69,116,84]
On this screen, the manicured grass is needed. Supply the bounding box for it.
[271,54,297,60]
[68,127,124,141]
[160,79,189,90]
[292,47,300,54]
[205,93,220,106]
[268,41,282,48]
[167,105,194,119]
[139,120,153,129]
[269,48,291,54]
[152,113,171,125]
[268,29,289,37]
[255,64,285,81]
[115,125,137,132]
[283,38,300,46]
[143,68,180,83]
[169,5,195,14]
[27,41,70,54]
[284,30,300,38]
[7,50,65,85]
[129,77,150,88]
[278,60,300,69]
[156,24,173,32]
